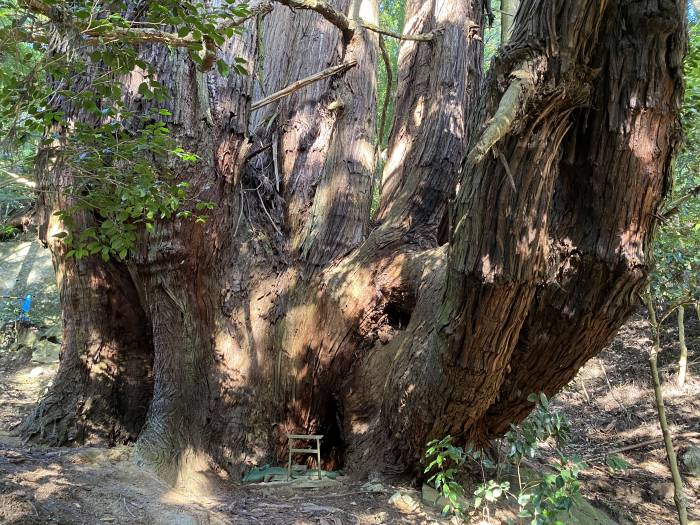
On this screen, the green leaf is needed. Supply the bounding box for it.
[605,455,631,472]
[216,59,230,77]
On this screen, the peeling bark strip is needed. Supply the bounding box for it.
[464,67,534,166]
[25,0,684,484]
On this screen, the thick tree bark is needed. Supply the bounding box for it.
[21,151,153,445]
[483,0,685,434]
[25,0,685,485]
[362,0,615,467]
[376,0,482,243]
[125,37,257,484]
[250,0,348,246]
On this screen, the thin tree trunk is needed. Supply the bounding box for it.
[500,0,516,45]
[644,292,689,525]
[677,305,688,387]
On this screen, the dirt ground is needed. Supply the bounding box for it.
[549,314,700,525]
[0,239,698,524]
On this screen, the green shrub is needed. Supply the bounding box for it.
[424,393,586,524]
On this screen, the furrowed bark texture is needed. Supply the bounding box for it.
[26,0,685,485]
[345,0,684,473]
[126,28,259,485]
[298,1,379,265]
[372,0,610,467]
[18,250,153,445]
[483,0,685,434]
[250,0,348,246]
[376,0,482,242]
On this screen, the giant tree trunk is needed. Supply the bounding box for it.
[25,0,685,485]
[21,149,153,445]
[483,0,685,434]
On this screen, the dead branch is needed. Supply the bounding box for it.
[586,431,700,462]
[661,184,700,220]
[272,0,436,41]
[245,142,272,161]
[360,21,437,41]
[256,187,282,236]
[377,35,392,144]
[250,60,357,111]
[497,150,516,190]
[272,131,280,192]
[658,294,695,325]
[273,0,352,36]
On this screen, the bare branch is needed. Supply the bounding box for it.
[661,184,700,220]
[377,35,392,144]
[245,142,272,161]
[273,0,352,36]
[22,0,53,18]
[659,294,696,325]
[497,150,516,190]
[219,2,273,32]
[271,0,436,41]
[250,60,357,111]
[85,27,201,47]
[359,21,437,41]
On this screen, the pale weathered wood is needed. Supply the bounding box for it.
[287,434,323,480]
[250,61,357,111]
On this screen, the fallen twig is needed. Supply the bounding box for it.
[586,431,700,462]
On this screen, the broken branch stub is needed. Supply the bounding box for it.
[465,68,535,166]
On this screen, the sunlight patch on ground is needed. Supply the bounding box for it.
[0,240,59,327]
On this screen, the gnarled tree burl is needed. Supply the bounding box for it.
[21,0,685,486]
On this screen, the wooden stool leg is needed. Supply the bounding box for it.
[316,439,322,480]
[288,440,293,481]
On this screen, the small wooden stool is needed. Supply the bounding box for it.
[287,434,323,480]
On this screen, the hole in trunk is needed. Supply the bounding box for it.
[384,300,412,330]
[317,395,345,471]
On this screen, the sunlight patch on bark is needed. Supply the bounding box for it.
[515,222,542,262]
[619,223,643,265]
[157,448,216,496]
[412,95,425,127]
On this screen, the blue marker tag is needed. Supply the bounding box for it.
[18,294,31,321]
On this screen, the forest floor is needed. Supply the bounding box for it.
[0,238,699,525]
